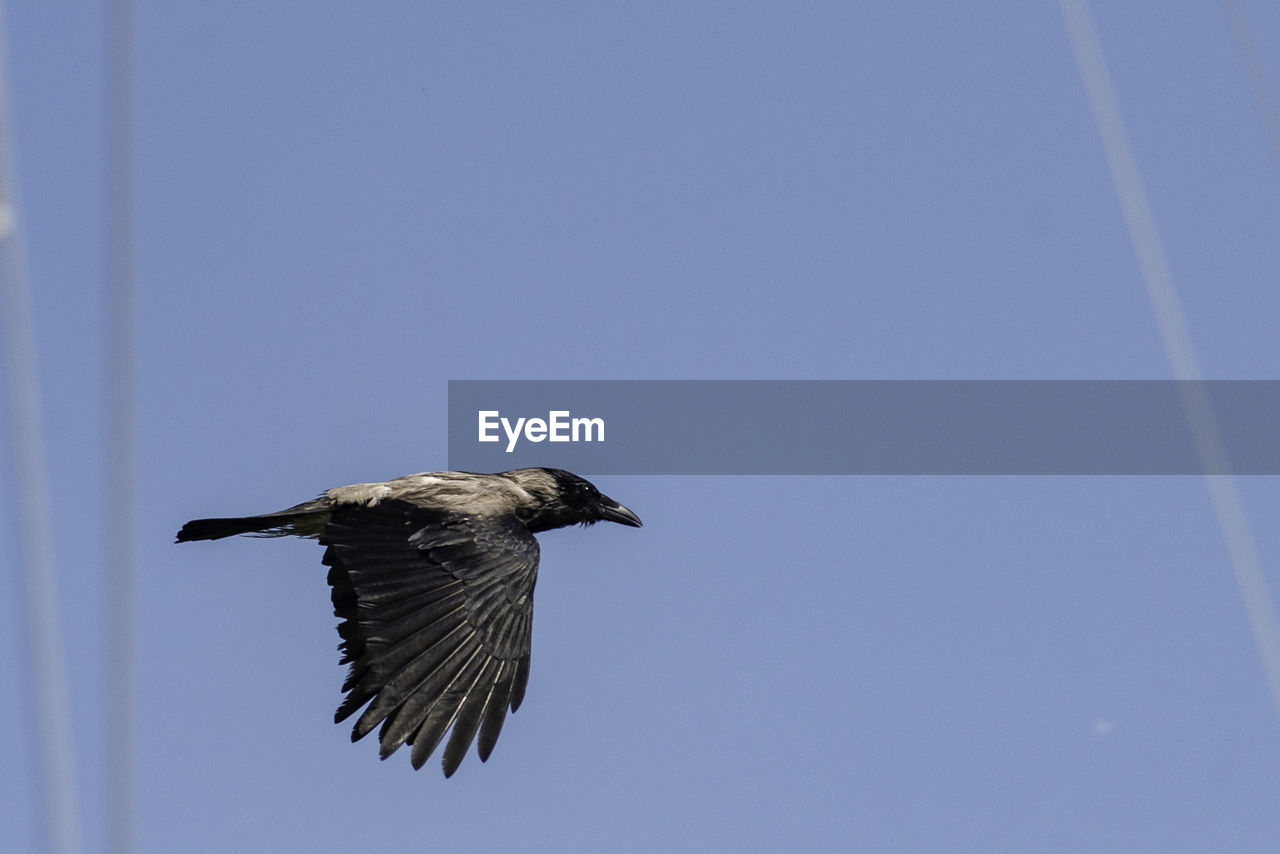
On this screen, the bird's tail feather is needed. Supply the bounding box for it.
[176,499,330,542]
[176,516,288,542]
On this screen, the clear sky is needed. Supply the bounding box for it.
[3,2,1280,852]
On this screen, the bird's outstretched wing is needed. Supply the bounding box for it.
[321,499,537,777]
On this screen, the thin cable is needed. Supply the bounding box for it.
[105,2,136,852]
[0,3,84,853]
[1220,0,1280,178]
[1060,0,1280,717]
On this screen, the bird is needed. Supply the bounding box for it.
[176,467,642,777]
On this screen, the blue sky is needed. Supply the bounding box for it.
[3,2,1280,851]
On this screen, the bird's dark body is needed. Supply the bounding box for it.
[176,467,641,777]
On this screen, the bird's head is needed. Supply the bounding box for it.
[506,468,643,533]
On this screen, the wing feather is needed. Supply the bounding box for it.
[352,622,471,742]
[406,647,486,770]
[320,499,538,776]
[509,653,531,713]
[476,662,515,761]
[442,658,505,776]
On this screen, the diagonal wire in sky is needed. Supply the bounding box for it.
[1220,0,1280,179]
[0,3,83,852]
[1059,0,1280,719]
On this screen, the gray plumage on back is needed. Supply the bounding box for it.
[176,467,641,777]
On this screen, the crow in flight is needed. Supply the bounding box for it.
[176,467,642,777]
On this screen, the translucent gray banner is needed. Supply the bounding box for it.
[446,380,1280,474]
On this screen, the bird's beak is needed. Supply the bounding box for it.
[597,498,643,528]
